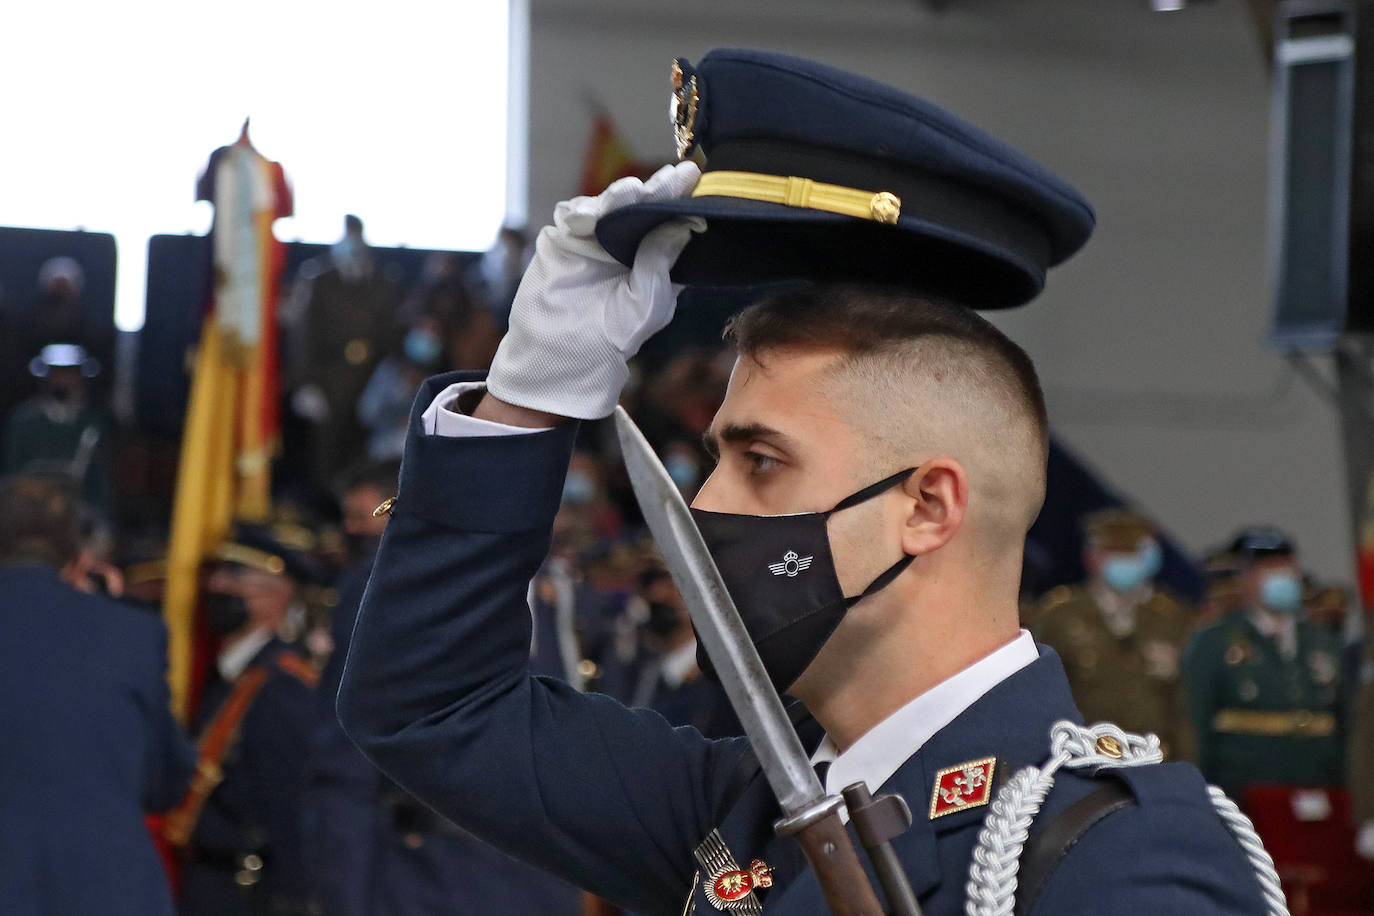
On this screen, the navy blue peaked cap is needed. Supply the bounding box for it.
[595,48,1095,308]
[212,523,332,585]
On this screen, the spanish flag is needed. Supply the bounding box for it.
[162,122,292,720]
[578,111,654,197]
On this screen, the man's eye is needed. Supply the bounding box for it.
[745,452,778,474]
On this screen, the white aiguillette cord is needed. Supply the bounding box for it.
[963,721,1288,916]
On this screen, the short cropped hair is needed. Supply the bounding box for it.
[0,474,82,569]
[724,284,1049,538]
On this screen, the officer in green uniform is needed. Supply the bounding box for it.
[1032,508,1194,759]
[1184,528,1344,798]
[0,344,113,514]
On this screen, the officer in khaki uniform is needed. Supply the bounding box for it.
[1184,528,1345,798]
[1032,509,1194,759]
[284,216,403,483]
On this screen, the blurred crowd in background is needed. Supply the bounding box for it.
[3,220,1374,914]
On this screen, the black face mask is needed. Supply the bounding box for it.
[645,601,682,638]
[205,592,250,636]
[689,468,917,695]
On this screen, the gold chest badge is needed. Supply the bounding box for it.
[691,829,771,914]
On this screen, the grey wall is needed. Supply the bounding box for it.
[526,0,1354,584]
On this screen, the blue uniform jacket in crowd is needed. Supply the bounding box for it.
[306,554,582,915]
[180,638,316,914]
[337,372,1270,915]
[0,565,196,916]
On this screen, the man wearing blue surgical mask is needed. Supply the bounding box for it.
[1183,528,1345,798]
[1032,509,1194,760]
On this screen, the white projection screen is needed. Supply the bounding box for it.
[0,0,513,330]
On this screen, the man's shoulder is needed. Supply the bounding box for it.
[1141,588,1189,621]
[1030,586,1097,630]
[1031,752,1215,831]
[1034,584,1091,613]
[3,399,47,426]
[1186,610,1249,653]
[2,567,164,640]
[1109,758,1213,810]
[1298,620,1344,651]
[82,591,168,649]
[258,643,320,691]
[1037,763,1267,912]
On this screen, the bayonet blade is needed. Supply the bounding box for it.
[613,406,823,818]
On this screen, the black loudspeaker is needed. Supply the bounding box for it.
[1270,0,1374,346]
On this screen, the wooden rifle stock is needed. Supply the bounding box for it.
[791,810,886,915]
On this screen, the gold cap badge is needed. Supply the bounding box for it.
[671,59,700,161]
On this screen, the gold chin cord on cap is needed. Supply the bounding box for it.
[692,170,902,225]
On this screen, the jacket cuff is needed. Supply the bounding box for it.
[396,372,578,533]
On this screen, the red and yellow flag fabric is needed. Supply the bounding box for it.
[578,112,655,198]
[163,124,292,720]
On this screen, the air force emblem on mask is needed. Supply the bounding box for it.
[768,550,813,578]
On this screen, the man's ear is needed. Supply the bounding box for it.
[899,460,967,557]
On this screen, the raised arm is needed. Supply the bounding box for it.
[337,164,743,915]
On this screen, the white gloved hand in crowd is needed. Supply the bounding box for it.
[486,161,704,420]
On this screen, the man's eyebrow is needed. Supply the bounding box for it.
[717,422,795,448]
[702,422,796,458]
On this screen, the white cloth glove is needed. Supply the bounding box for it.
[486,161,704,420]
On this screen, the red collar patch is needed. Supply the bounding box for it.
[929,756,997,819]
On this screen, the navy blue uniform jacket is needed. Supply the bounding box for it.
[0,565,195,916]
[306,555,581,915]
[338,373,1270,915]
[181,638,317,913]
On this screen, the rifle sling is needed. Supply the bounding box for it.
[1014,777,1135,916]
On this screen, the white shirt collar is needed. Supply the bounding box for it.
[217,628,274,681]
[659,640,701,689]
[809,630,1038,807]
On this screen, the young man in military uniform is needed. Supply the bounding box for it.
[1184,528,1345,799]
[170,527,322,916]
[1033,508,1195,759]
[339,50,1278,915]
